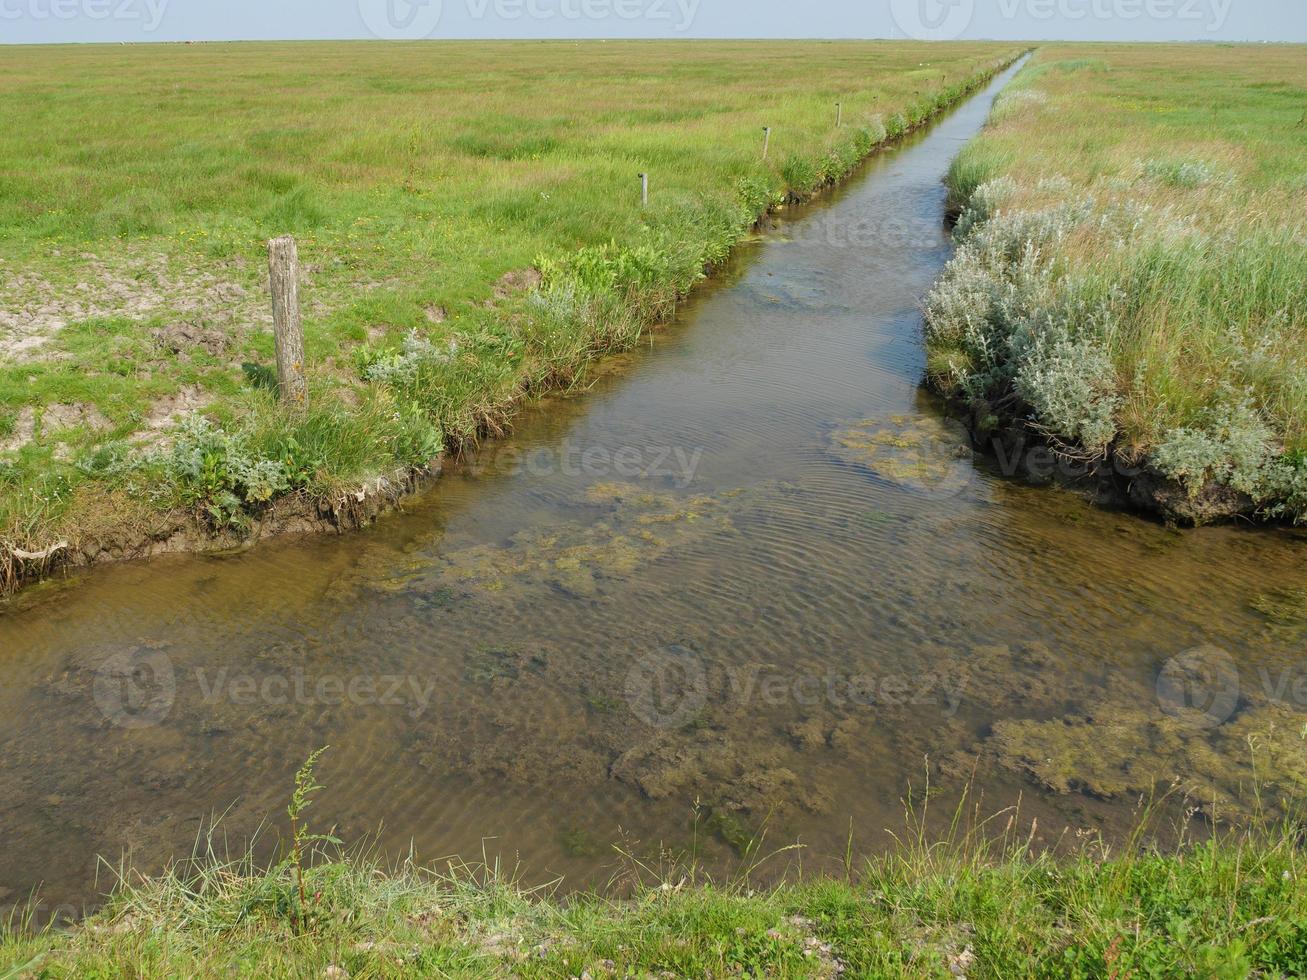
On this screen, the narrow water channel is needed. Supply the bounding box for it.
[5,60,1307,913]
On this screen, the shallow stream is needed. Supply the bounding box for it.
[5,59,1307,914]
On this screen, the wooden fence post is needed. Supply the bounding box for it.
[762,127,772,160]
[267,235,307,410]
[639,172,649,208]
[836,102,843,128]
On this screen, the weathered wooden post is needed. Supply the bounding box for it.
[267,235,307,410]
[639,172,649,208]
[762,127,772,160]
[836,102,843,128]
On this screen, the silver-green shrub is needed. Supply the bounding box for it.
[362,331,458,388]
[1153,401,1282,499]
[1142,158,1225,189]
[163,415,291,526]
[1015,318,1120,451]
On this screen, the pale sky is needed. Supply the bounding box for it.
[1,0,1303,44]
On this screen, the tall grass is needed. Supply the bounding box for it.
[924,45,1307,523]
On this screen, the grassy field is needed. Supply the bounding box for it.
[924,44,1307,523]
[5,801,1306,978]
[0,40,1019,588]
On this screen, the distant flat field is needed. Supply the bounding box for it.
[0,41,1017,552]
[0,41,1010,355]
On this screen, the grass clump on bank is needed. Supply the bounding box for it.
[924,45,1307,524]
[0,41,1020,590]
[5,804,1307,977]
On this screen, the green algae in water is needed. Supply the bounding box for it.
[560,826,602,858]
[703,808,757,856]
[367,482,741,601]
[987,698,1307,824]
[585,692,621,715]
[463,645,550,687]
[828,414,973,498]
[1249,588,1307,641]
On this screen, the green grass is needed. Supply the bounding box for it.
[5,802,1307,977]
[923,44,1307,522]
[0,40,1020,584]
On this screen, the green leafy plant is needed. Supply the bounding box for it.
[283,746,338,934]
[779,156,819,195]
[387,405,444,466]
[272,435,320,491]
[164,415,292,527]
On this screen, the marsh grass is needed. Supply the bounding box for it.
[0,41,1019,580]
[925,45,1307,520]
[5,779,1306,978]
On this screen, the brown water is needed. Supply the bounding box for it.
[5,61,1307,917]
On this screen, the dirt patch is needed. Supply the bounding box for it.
[129,387,210,446]
[42,402,112,435]
[0,330,60,360]
[0,407,36,452]
[0,266,82,361]
[486,267,542,307]
[150,322,232,358]
[0,251,263,364]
